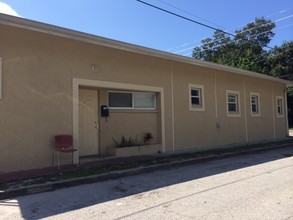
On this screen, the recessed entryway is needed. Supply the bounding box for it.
[72,78,165,165]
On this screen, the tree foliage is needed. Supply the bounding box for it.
[192,17,293,80]
[268,41,293,80]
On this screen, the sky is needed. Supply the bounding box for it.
[0,0,292,57]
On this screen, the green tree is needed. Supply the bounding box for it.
[268,41,293,80]
[192,18,293,126]
[192,17,276,74]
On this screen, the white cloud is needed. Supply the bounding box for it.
[0,1,20,17]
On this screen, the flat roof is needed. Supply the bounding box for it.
[0,13,292,87]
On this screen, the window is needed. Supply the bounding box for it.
[108,91,156,109]
[226,90,240,117]
[189,84,205,111]
[133,93,155,108]
[250,93,260,116]
[109,92,132,108]
[276,96,284,117]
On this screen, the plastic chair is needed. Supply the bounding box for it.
[52,135,77,170]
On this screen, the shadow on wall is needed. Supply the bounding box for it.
[1,147,293,219]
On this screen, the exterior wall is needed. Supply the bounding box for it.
[0,23,289,173]
[99,89,161,155]
[171,62,287,152]
[273,84,287,137]
[172,63,220,149]
[172,63,248,150]
[245,78,272,140]
[0,24,172,172]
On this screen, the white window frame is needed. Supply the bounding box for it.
[250,92,260,116]
[108,91,156,110]
[188,84,205,111]
[276,96,284,117]
[226,90,241,117]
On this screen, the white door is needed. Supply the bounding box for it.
[79,88,99,156]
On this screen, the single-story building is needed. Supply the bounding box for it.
[0,14,292,173]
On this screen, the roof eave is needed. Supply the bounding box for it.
[0,13,292,87]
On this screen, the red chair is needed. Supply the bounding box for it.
[52,135,77,170]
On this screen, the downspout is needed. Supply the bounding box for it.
[243,78,248,142]
[72,79,79,166]
[214,72,218,119]
[171,62,175,152]
[284,88,289,136]
[272,83,276,139]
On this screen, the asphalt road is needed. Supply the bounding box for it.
[1,146,293,220]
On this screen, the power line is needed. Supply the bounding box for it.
[136,0,274,50]
[184,22,293,57]
[136,0,234,37]
[139,1,293,78]
[167,7,293,54]
[265,8,293,19]
[172,13,293,56]
[156,0,228,30]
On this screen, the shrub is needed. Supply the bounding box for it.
[113,135,141,148]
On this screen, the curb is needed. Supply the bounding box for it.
[1,143,292,200]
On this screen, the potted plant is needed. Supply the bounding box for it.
[112,133,159,157]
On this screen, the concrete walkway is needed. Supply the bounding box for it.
[1,145,293,219]
[1,142,293,200]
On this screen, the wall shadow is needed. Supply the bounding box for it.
[3,146,293,219]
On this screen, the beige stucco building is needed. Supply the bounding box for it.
[0,14,292,173]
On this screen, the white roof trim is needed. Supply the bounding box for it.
[0,13,292,87]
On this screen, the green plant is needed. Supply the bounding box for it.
[113,135,141,148]
[143,132,153,143]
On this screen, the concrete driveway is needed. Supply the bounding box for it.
[1,146,293,219]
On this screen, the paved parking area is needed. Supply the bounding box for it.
[1,146,293,220]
